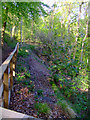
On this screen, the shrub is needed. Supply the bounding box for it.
[17,66,26,72]
[16,73,25,82]
[22,80,30,85]
[4,32,17,49]
[24,72,31,78]
[29,45,35,50]
[18,48,29,57]
[57,100,68,110]
[27,81,35,92]
[35,103,51,115]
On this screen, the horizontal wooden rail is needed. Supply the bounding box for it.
[0,43,19,108]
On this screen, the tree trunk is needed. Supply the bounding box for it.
[11,27,12,39]
[61,22,65,49]
[73,2,83,60]
[11,26,16,39]
[16,26,18,37]
[1,22,7,46]
[14,26,17,38]
[1,7,8,46]
[23,29,25,43]
[12,26,15,38]
[80,4,88,63]
[68,3,71,59]
[21,17,23,44]
[80,21,88,63]
[31,20,33,42]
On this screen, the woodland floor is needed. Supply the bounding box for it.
[9,44,70,119]
[2,43,13,63]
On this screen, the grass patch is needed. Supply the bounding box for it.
[51,76,88,118]
[21,44,35,51]
[52,83,77,117]
[35,102,51,115]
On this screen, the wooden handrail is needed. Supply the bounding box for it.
[0,43,19,80]
[0,43,19,108]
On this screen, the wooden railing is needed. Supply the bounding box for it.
[0,43,19,108]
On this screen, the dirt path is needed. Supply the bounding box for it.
[9,48,69,119]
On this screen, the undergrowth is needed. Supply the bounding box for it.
[49,61,88,118]
[35,102,51,115]
[16,44,88,118]
[4,32,18,49]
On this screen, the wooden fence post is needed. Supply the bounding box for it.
[3,66,9,108]
[0,43,19,108]
[12,55,16,77]
[14,52,17,67]
[10,59,13,91]
[17,43,19,53]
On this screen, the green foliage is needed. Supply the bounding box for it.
[22,80,30,85]
[3,1,88,118]
[51,83,75,114]
[16,71,31,84]
[50,59,80,79]
[57,100,68,110]
[18,48,29,57]
[17,90,22,94]
[49,80,54,85]
[2,1,49,46]
[22,99,26,102]
[20,67,26,72]
[53,74,59,82]
[37,89,43,96]
[2,2,49,24]
[16,73,25,82]
[72,74,88,91]
[4,33,17,48]
[21,45,36,51]
[29,45,35,50]
[51,74,88,117]
[24,72,31,78]
[35,102,51,115]
[17,66,26,73]
[27,81,35,92]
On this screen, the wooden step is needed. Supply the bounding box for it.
[0,107,41,120]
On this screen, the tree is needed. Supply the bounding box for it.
[1,1,49,46]
[73,2,84,60]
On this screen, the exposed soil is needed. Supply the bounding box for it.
[9,45,69,119]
